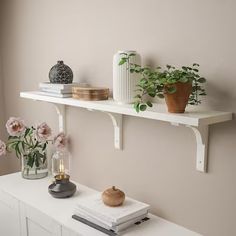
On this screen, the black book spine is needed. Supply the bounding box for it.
[72,215,117,236]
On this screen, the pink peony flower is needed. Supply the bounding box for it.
[0,140,6,156]
[34,122,52,142]
[53,132,67,150]
[6,117,26,136]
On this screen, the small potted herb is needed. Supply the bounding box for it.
[119,54,206,113]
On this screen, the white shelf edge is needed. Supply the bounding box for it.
[20,91,233,173]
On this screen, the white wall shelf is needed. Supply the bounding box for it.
[20,91,233,173]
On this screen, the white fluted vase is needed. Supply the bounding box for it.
[113,50,141,104]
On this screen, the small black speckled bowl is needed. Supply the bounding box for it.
[48,174,76,198]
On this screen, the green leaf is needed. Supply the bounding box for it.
[134,102,140,113]
[24,128,30,138]
[8,136,18,140]
[139,78,148,85]
[167,86,177,94]
[27,155,35,168]
[128,53,136,57]
[21,141,25,152]
[148,92,156,97]
[42,143,47,151]
[35,156,39,168]
[139,104,147,111]
[33,141,39,149]
[42,153,47,164]
[157,93,164,98]
[179,77,189,83]
[118,58,127,65]
[198,77,206,83]
[193,63,199,66]
[130,68,135,73]
[146,101,153,107]
[15,142,21,159]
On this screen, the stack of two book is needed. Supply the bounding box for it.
[73,194,150,235]
[39,82,79,98]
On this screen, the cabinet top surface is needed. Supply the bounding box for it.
[20,91,232,127]
[0,172,201,236]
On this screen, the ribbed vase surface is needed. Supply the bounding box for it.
[113,50,141,104]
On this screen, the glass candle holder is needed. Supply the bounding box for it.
[51,149,70,177]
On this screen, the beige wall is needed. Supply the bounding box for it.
[0,1,9,173]
[0,56,10,175]
[1,0,236,235]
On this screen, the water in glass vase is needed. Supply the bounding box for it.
[21,153,48,180]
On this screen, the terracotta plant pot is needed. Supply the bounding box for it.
[164,82,192,113]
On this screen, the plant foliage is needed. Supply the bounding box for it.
[6,127,48,168]
[119,53,206,112]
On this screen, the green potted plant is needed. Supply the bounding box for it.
[119,54,206,113]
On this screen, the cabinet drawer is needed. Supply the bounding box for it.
[62,227,81,236]
[0,190,21,236]
[20,203,61,236]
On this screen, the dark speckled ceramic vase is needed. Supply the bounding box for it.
[49,61,73,84]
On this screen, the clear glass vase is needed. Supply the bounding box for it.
[21,153,48,180]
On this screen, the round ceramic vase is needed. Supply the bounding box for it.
[113,50,141,104]
[49,61,73,84]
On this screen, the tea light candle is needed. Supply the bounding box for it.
[58,160,66,179]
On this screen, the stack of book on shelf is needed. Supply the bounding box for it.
[39,82,79,98]
[72,193,150,235]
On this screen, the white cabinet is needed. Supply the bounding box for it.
[20,202,61,236]
[0,173,201,236]
[0,190,21,236]
[62,227,80,236]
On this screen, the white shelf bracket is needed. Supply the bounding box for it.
[54,104,66,133]
[86,109,123,150]
[186,125,209,172]
[103,112,123,150]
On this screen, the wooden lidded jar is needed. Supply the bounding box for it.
[102,186,125,207]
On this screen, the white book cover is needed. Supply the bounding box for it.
[74,211,148,233]
[41,88,72,94]
[37,91,72,98]
[39,82,79,90]
[75,193,150,225]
